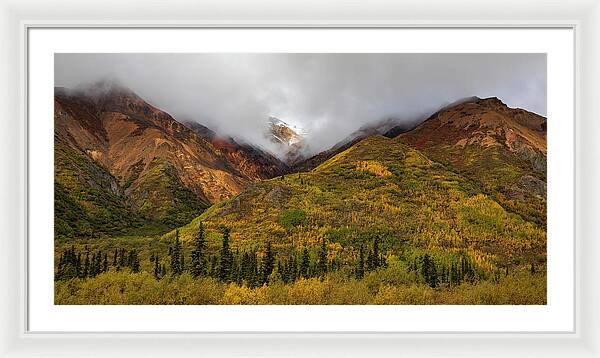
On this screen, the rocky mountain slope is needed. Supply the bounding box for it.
[397,96,547,225]
[175,134,546,276]
[54,83,287,236]
[292,96,546,226]
[170,95,547,274]
[184,121,289,180]
[266,116,307,164]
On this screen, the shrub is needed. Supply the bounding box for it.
[278,209,307,230]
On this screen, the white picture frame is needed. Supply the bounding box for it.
[1,0,599,356]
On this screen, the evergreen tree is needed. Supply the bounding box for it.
[112,248,118,266]
[83,250,90,278]
[94,251,102,276]
[356,245,365,279]
[56,246,80,280]
[102,253,108,273]
[288,255,297,283]
[421,254,437,288]
[190,222,207,278]
[119,248,126,267]
[234,249,243,285]
[90,252,97,277]
[218,227,232,282]
[133,252,140,273]
[278,260,287,283]
[366,237,380,272]
[170,230,183,275]
[241,251,259,287]
[317,238,327,277]
[299,247,310,278]
[153,254,160,279]
[261,241,275,284]
[56,253,64,280]
[75,252,82,278]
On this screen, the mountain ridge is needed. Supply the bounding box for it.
[54,83,288,236]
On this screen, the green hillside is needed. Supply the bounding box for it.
[54,136,206,238]
[55,134,546,304]
[54,135,147,238]
[173,135,545,278]
[398,140,547,227]
[125,157,208,227]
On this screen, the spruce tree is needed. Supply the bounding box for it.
[119,248,126,267]
[95,251,102,276]
[102,253,108,273]
[234,249,243,285]
[356,245,365,279]
[288,255,297,283]
[421,254,437,288]
[170,230,183,275]
[131,251,140,273]
[299,247,310,278]
[83,251,90,278]
[112,248,118,266]
[366,237,380,272]
[190,222,207,278]
[218,227,232,282]
[261,241,275,284]
[241,251,259,287]
[90,253,97,277]
[317,238,327,277]
[76,252,82,278]
[154,254,160,279]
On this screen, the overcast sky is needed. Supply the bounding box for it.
[55,53,546,157]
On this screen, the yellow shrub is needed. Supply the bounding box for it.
[356,161,392,177]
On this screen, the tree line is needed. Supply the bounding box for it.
[56,245,140,280]
[408,252,483,288]
[56,224,486,288]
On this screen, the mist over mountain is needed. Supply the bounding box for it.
[55,53,546,160]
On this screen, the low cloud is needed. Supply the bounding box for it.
[55,53,546,158]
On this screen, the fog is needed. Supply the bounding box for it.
[55,53,546,158]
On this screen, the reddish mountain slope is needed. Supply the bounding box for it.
[54,83,287,232]
[397,97,547,225]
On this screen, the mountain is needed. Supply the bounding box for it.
[55,91,547,304]
[171,95,546,275]
[175,134,546,277]
[295,96,547,225]
[184,121,289,180]
[397,96,546,225]
[54,83,286,237]
[266,116,307,164]
[293,118,412,172]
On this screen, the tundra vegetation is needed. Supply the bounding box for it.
[55,136,546,305]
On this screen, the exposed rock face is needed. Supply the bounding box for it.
[184,121,289,181]
[54,83,287,226]
[266,116,307,164]
[508,174,547,201]
[397,96,547,225]
[399,97,545,152]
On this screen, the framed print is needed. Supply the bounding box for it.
[28,28,573,333]
[1,0,599,357]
